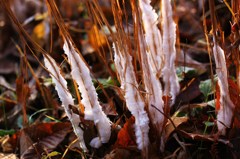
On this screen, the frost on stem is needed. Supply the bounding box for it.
[138,29,164,133]
[63,40,111,148]
[113,43,150,151]
[138,30,165,151]
[212,37,235,135]
[161,0,180,104]
[139,0,164,77]
[43,54,88,151]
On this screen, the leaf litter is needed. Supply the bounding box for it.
[0,0,240,158]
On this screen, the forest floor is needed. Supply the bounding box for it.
[0,0,240,159]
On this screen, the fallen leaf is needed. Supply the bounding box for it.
[114,116,136,148]
[104,148,140,159]
[8,122,71,158]
[31,20,49,47]
[32,22,45,41]
[20,126,68,159]
[164,116,188,141]
[88,25,107,51]
[0,135,14,153]
[0,76,15,91]
[173,78,202,112]
[41,151,61,159]
[0,153,18,159]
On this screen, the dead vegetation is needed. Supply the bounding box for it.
[0,0,240,158]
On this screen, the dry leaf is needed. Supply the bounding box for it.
[164,116,188,141]
[0,153,18,159]
[8,122,71,158]
[31,21,46,47]
[20,126,69,159]
[88,25,107,50]
[114,116,136,148]
[104,148,140,159]
[173,78,202,110]
[0,135,14,153]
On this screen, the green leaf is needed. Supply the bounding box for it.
[0,129,15,136]
[29,108,53,122]
[110,63,116,72]
[207,100,216,108]
[17,115,33,128]
[44,115,61,122]
[93,76,119,91]
[41,151,61,159]
[98,77,115,86]
[204,121,215,127]
[199,77,217,101]
[176,66,198,82]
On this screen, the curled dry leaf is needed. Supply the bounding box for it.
[114,116,136,148]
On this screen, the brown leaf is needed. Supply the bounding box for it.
[0,135,14,153]
[19,131,33,156]
[114,116,136,148]
[31,21,47,47]
[88,25,107,51]
[0,153,18,159]
[23,122,71,143]
[0,61,17,74]
[164,117,188,141]
[36,84,59,116]
[173,78,202,112]
[104,148,141,159]
[8,122,71,158]
[101,102,118,116]
[0,76,15,91]
[0,91,20,126]
[21,125,70,159]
